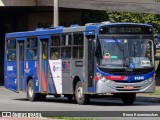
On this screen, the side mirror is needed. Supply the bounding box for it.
[154,38,158,45]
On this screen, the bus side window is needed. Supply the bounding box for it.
[27,49,37,60]
[7,50,16,61]
[61,47,71,58]
[26,38,37,60]
[51,36,60,46]
[7,39,16,49]
[73,33,84,58]
[61,34,72,59]
[6,39,16,61]
[50,36,61,60]
[50,48,60,59]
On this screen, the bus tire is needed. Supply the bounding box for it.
[27,79,38,101]
[121,93,136,105]
[75,81,90,105]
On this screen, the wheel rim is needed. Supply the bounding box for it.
[28,84,33,98]
[77,87,83,100]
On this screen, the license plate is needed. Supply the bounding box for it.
[124,86,134,89]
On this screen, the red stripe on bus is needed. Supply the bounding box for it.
[94,76,99,81]
[94,76,126,81]
[41,69,47,92]
[105,76,125,80]
[36,62,47,92]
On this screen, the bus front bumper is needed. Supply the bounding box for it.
[96,77,155,93]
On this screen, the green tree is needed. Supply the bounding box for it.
[82,10,160,35]
[107,11,160,35]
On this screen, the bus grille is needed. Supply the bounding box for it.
[113,80,143,83]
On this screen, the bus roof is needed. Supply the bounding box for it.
[5,22,153,39]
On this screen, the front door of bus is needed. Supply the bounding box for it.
[39,38,48,92]
[17,40,25,91]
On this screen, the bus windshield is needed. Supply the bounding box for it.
[97,38,154,69]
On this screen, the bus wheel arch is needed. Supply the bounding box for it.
[73,77,90,105]
[26,77,46,101]
[73,76,81,94]
[27,78,37,101]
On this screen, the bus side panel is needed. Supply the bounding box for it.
[69,59,84,94]
[5,61,17,91]
[62,60,72,94]
[48,60,62,94]
[24,61,39,93]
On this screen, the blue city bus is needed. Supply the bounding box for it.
[5,22,155,105]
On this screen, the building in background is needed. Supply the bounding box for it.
[0,1,82,85]
[0,0,160,85]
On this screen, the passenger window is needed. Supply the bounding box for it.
[73,33,84,58]
[62,34,72,46]
[73,46,83,58]
[73,33,84,45]
[50,36,61,60]
[7,50,16,61]
[61,47,71,59]
[26,38,38,60]
[50,36,60,46]
[61,34,72,59]
[50,48,60,59]
[6,39,16,61]
[42,41,47,60]
[7,39,16,49]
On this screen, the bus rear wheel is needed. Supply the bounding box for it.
[27,80,46,101]
[121,93,136,105]
[75,81,90,105]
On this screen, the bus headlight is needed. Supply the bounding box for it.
[97,73,104,80]
[97,73,106,82]
[96,73,114,84]
[144,77,153,84]
[148,77,154,82]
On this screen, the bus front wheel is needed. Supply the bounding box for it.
[121,93,136,105]
[75,81,90,105]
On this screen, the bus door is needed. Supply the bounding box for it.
[16,39,25,91]
[38,36,49,93]
[87,35,95,91]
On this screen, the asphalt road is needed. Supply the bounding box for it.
[0,86,160,119]
[0,86,160,111]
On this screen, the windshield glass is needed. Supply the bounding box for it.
[96,38,154,69]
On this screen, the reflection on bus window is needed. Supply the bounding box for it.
[61,47,71,58]
[26,38,37,60]
[42,41,47,60]
[7,50,16,61]
[51,36,60,46]
[73,46,83,58]
[27,49,37,60]
[50,48,60,59]
[62,35,72,46]
[27,38,37,48]
[7,40,16,49]
[74,33,84,45]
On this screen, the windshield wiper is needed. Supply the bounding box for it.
[112,36,124,52]
[112,36,130,67]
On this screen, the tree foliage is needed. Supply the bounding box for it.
[82,10,160,35]
[107,11,160,35]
